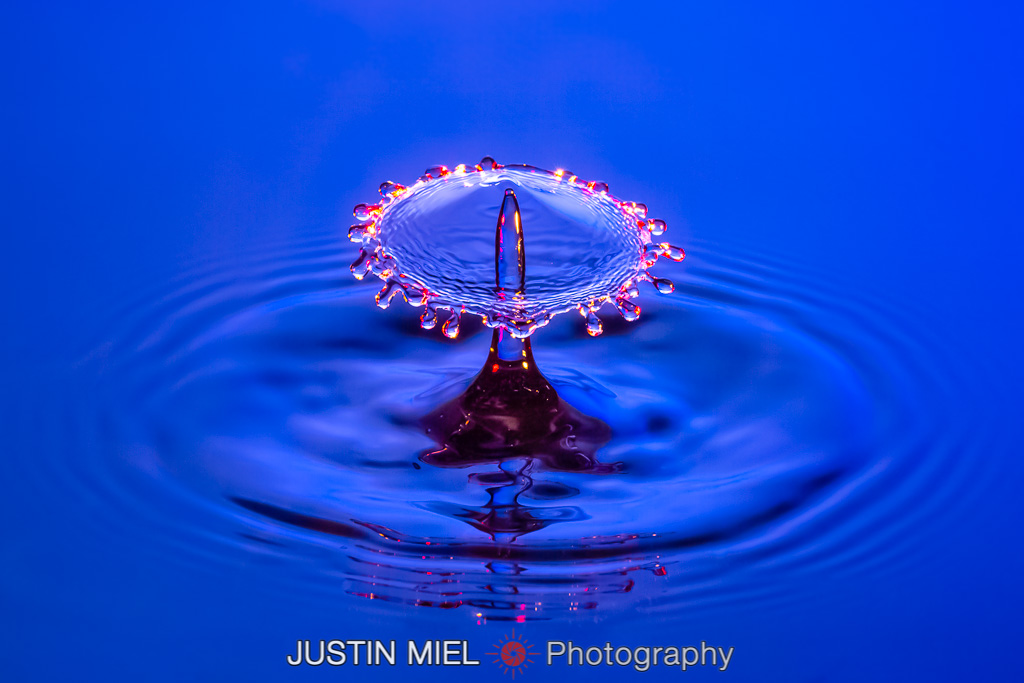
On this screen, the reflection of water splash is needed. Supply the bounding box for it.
[349,157,685,338]
[231,495,666,620]
[417,459,590,545]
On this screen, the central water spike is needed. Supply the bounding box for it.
[491,188,532,366]
[418,188,615,477]
[495,187,526,297]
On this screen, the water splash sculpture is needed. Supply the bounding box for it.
[349,157,685,338]
[349,157,685,545]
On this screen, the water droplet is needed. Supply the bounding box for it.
[648,219,667,236]
[379,181,407,199]
[353,203,380,221]
[376,278,407,309]
[442,309,462,339]
[350,249,372,280]
[624,202,648,218]
[659,243,685,261]
[579,307,604,337]
[348,223,374,243]
[420,303,438,330]
[652,276,675,294]
[367,255,390,277]
[623,281,640,299]
[615,297,641,321]
[588,181,609,194]
[478,156,499,170]
[424,165,449,178]
[644,244,662,268]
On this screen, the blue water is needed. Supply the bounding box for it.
[4,2,1023,682]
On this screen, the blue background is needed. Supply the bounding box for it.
[3,1,1022,680]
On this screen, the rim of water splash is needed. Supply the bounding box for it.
[348,156,686,339]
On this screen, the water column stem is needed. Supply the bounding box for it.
[491,188,535,367]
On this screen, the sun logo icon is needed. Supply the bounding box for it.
[487,629,537,678]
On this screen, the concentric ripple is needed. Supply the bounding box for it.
[38,230,995,620]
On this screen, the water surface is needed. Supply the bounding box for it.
[41,232,992,622]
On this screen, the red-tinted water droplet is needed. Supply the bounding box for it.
[442,309,462,339]
[379,181,406,198]
[615,297,641,321]
[348,223,374,243]
[353,203,380,221]
[375,278,406,309]
[579,306,604,336]
[624,202,648,218]
[420,304,438,330]
[652,276,675,294]
[660,243,685,261]
[350,249,372,280]
[644,244,662,268]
